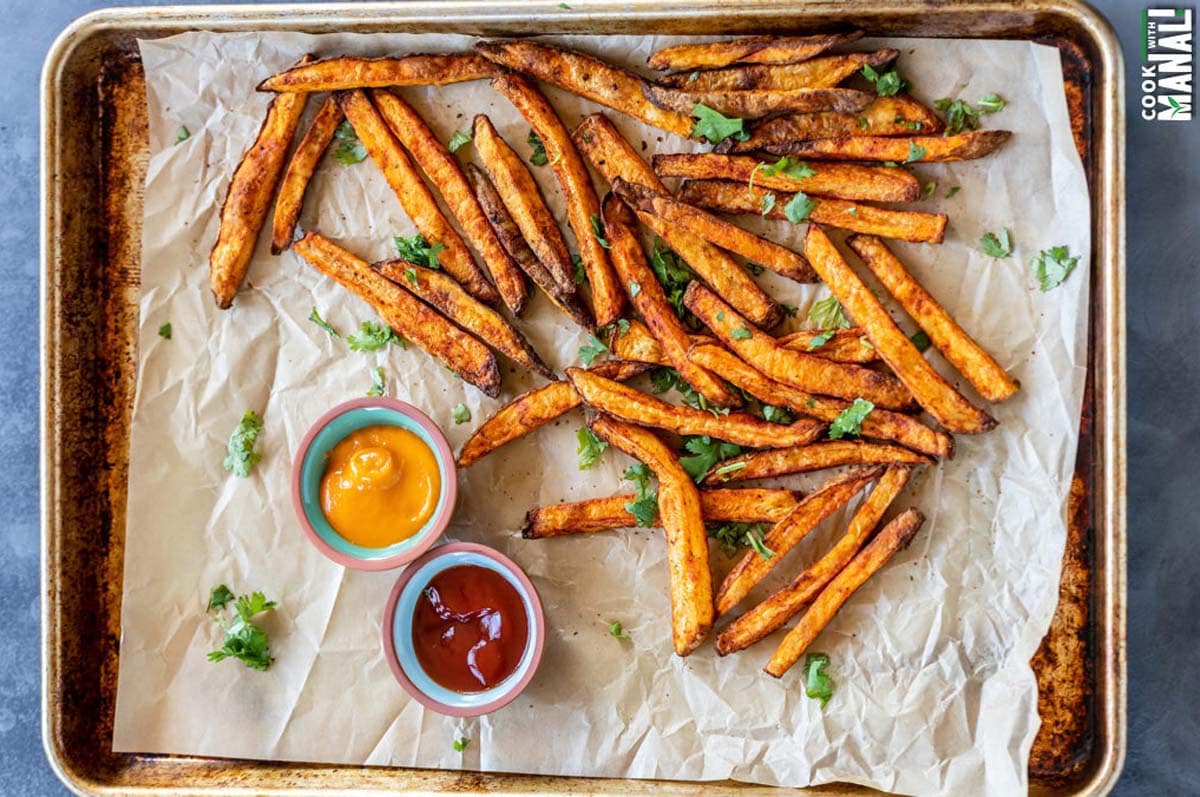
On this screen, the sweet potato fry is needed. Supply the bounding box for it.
[716,465,914,655]
[566,368,825,449]
[660,50,899,92]
[373,259,552,380]
[271,95,342,254]
[572,113,669,192]
[457,360,648,467]
[765,508,924,676]
[700,439,929,487]
[647,32,864,71]
[805,225,996,433]
[293,233,500,396]
[374,90,528,315]
[776,328,879,364]
[677,179,947,244]
[466,163,593,330]
[258,53,497,92]
[611,319,713,366]
[522,488,802,539]
[848,235,1020,402]
[720,96,944,152]
[781,130,1012,162]
[476,39,695,138]
[336,90,499,304]
[589,414,713,655]
[688,344,953,459]
[644,84,873,119]
[614,179,817,282]
[210,55,312,308]
[683,282,914,410]
[614,318,876,367]
[490,74,624,326]
[653,153,920,203]
[472,115,578,296]
[715,466,883,616]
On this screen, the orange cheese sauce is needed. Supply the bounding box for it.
[320,425,441,548]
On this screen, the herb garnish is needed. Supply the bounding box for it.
[934,93,1006,135]
[527,129,549,165]
[709,521,775,559]
[861,64,909,97]
[804,652,834,708]
[453,737,470,752]
[447,130,472,153]
[579,334,608,366]
[692,103,750,144]
[608,620,631,640]
[1031,245,1079,291]
[576,427,608,469]
[332,120,368,165]
[394,234,445,270]
[680,435,742,482]
[808,295,851,330]
[175,126,190,144]
[451,404,471,424]
[910,330,932,352]
[367,366,387,396]
[348,320,404,352]
[309,307,340,338]
[206,585,278,671]
[223,411,264,477]
[623,462,658,527]
[158,322,173,340]
[829,398,874,439]
[979,227,1014,258]
[783,192,817,223]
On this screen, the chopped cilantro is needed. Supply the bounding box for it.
[979,227,1014,258]
[158,322,172,340]
[590,213,611,249]
[608,620,631,640]
[447,130,471,152]
[861,64,909,97]
[783,192,817,223]
[367,366,386,396]
[394,234,445,270]
[829,398,874,439]
[691,103,749,144]
[206,586,278,671]
[680,435,742,482]
[348,320,403,352]
[808,295,851,330]
[451,403,471,424]
[579,334,608,366]
[308,307,339,338]
[527,129,548,165]
[332,119,368,165]
[804,652,834,708]
[576,427,608,469]
[1031,245,1079,292]
[223,410,264,477]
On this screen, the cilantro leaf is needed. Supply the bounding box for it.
[576,427,608,469]
[367,366,386,397]
[743,261,765,276]
[712,461,747,480]
[808,295,851,330]
[946,186,961,198]
[920,181,937,200]
[235,591,278,622]
[648,367,718,413]
[692,103,750,144]
[935,93,1004,135]
[804,652,834,708]
[977,93,1006,113]
[208,584,234,612]
[571,253,587,285]
[223,410,264,477]
[1031,245,1079,292]
[783,192,816,223]
[308,307,339,338]
[731,326,753,340]
[623,463,657,526]
[708,521,773,558]
[680,435,742,482]
[649,242,696,326]
[628,280,641,297]
[861,64,908,97]
[761,404,792,424]
[910,330,932,352]
[348,320,403,352]
[331,120,368,165]
[979,227,1014,258]
[744,524,775,559]
[447,130,471,153]
[527,129,548,166]
[453,737,470,752]
[404,267,418,286]
[158,322,172,340]
[175,126,190,144]
[762,156,816,180]
[608,620,631,640]
[207,586,277,671]
[394,234,445,270]
[590,213,611,249]
[905,141,926,163]
[579,334,608,366]
[808,331,834,350]
[829,398,874,439]
[760,192,777,216]
[782,303,799,317]
[451,403,471,424]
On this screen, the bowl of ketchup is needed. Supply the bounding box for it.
[292,397,457,571]
[382,542,545,716]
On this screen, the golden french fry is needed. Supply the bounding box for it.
[780,130,1012,162]
[566,368,825,449]
[373,260,551,380]
[716,465,914,655]
[653,153,921,203]
[614,318,877,367]
[337,90,499,304]
[476,39,695,138]
[588,414,713,656]
[610,319,714,365]
[522,487,802,539]
[644,84,873,119]
[805,225,997,433]
[720,96,944,152]
[677,179,947,244]
[715,466,883,616]
[776,327,879,364]
[293,233,500,397]
[848,235,1020,402]
[647,32,865,71]
[490,74,625,326]
[210,55,312,308]
[374,91,528,315]
[271,95,342,254]
[700,438,929,486]
[683,282,914,410]
[457,360,648,467]
[660,50,900,91]
[765,508,925,677]
[572,112,669,192]
[258,53,497,92]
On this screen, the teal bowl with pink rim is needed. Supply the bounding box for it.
[290,397,457,571]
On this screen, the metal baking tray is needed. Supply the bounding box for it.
[40,2,1126,794]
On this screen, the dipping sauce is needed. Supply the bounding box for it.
[411,565,530,693]
[320,424,440,548]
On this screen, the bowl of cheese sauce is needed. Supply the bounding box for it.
[292,398,456,570]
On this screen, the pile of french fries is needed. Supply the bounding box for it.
[210,32,1018,677]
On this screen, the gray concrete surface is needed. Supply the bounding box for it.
[1,1,1192,793]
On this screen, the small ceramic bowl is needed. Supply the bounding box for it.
[382,542,545,717]
[291,397,457,571]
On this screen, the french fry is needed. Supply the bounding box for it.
[588,414,713,655]
[677,179,947,244]
[848,235,1020,402]
[457,360,648,467]
[720,96,944,152]
[258,53,497,92]
[776,327,880,364]
[271,95,343,254]
[566,368,825,449]
[602,195,741,408]
[716,466,914,655]
[688,344,953,459]
[336,90,499,304]
[700,439,929,487]
[472,115,578,295]
[805,225,997,433]
[572,113,670,192]
[644,85,873,119]
[659,50,900,91]
[466,163,593,330]
[374,90,528,315]
[683,282,914,410]
[653,153,920,203]
[780,130,1012,162]
[490,74,625,326]
[209,55,312,308]
[476,39,695,138]
[765,508,925,676]
[293,233,500,397]
[522,488,802,538]
[647,32,865,71]
[611,319,715,365]
[614,179,817,282]
[614,318,877,367]
[715,466,883,616]
[373,259,552,380]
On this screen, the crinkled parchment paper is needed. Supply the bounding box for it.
[113,30,1090,796]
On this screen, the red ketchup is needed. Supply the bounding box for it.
[412,565,529,693]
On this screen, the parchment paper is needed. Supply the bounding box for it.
[114,30,1091,796]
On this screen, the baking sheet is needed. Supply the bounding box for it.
[112,30,1091,796]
